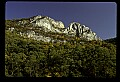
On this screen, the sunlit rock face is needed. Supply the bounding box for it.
[65,22,102,41]
[8,27,14,32]
[30,15,65,32]
[11,15,102,41]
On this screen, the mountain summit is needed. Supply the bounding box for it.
[5,15,116,77]
[6,15,102,42]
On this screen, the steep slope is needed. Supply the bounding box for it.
[5,15,102,42]
[64,22,102,41]
[5,29,116,77]
[104,37,116,45]
[5,15,116,77]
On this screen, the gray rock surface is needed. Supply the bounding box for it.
[64,22,102,41]
[30,15,65,33]
[12,15,102,41]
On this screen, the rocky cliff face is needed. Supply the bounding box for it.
[30,15,65,33]
[65,22,102,41]
[29,15,102,41]
[6,15,102,42]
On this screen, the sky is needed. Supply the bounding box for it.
[5,2,117,40]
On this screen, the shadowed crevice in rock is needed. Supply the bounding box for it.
[6,15,102,42]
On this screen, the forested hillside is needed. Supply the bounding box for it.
[5,30,116,77]
[5,16,116,77]
[104,37,116,45]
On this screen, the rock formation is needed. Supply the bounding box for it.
[30,15,65,33]
[65,22,102,41]
[7,15,102,42]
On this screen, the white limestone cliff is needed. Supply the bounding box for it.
[14,15,102,41]
[64,22,102,41]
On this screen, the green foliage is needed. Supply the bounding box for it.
[104,37,116,45]
[5,19,116,77]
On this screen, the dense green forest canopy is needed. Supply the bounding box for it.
[5,19,116,77]
[104,37,116,45]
